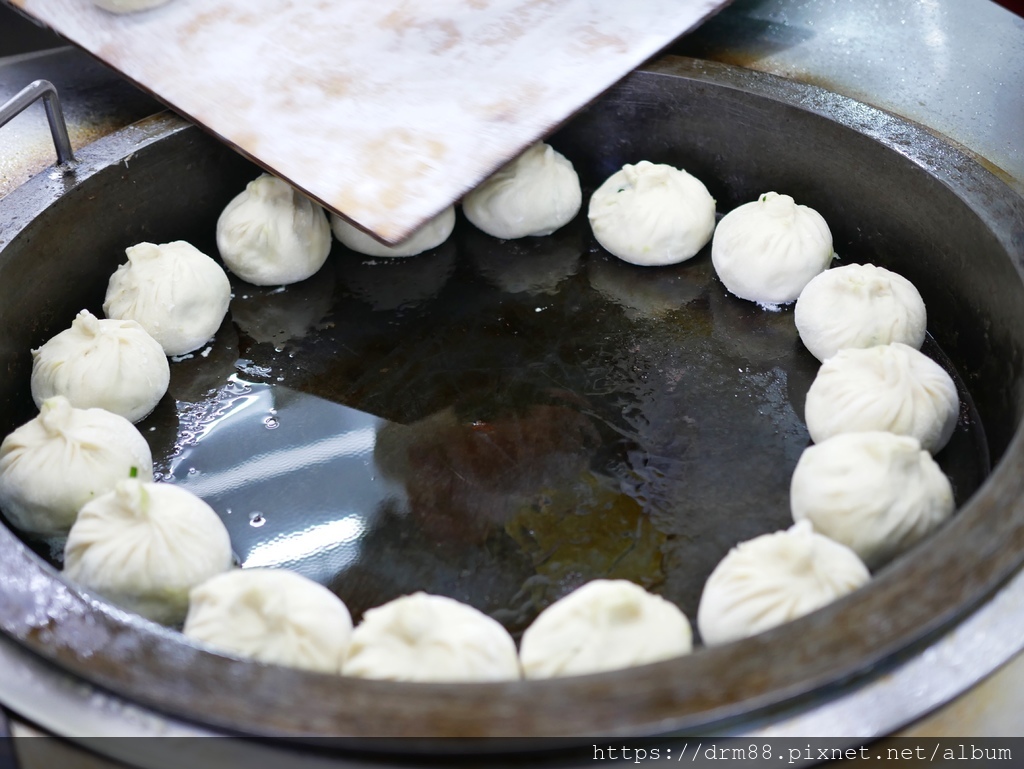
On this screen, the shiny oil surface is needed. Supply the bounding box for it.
[23,207,982,640]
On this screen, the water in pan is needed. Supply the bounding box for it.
[22,213,990,640]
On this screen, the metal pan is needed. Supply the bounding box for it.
[0,56,1023,744]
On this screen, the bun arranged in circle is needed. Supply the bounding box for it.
[795,263,926,362]
[0,396,152,536]
[104,241,231,356]
[216,173,332,286]
[64,480,233,624]
[31,310,170,423]
[332,207,455,258]
[712,192,833,306]
[343,592,520,682]
[588,161,716,266]
[184,568,353,673]
[519,579,692,679]
[698,521,870,646]
[804,342,959,453]
[463,142,582,239]
[790,431,954,569]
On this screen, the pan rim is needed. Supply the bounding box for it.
[1,56,1023,741]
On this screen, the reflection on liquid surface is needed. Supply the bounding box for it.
[136,216,988,636]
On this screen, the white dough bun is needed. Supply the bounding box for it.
[587,161,716,266]
[803,342,959,453]
[184,568,353,673]
[103,240,231,356]
[519,579,692,679]
[697,520,870,646]
[216,173,332,286]
[790,431,954,569]
[331,207,455,258]
[63,480,233,624]
[795,263,927,361]
[343,592,520,682]
[463,142,582,239]
[31,310,170,424]
[0,397,153,536]
[711,192,833,306]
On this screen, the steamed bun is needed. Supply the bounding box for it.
[103,240,231,356]
[331,207,455,258]
[712,192,833,306]
[216,173,331,286]
[803,342,959,453]
[697,520,870,646]
[519,579,692,679]
[795,263,927,362]
[790,431,954,569]
[64,480,232,624]
[0,396,153,536]
[31,310,169,423]
[184,568,352,673]
[463,142,581,239]
[343,592,520,682]
[588,161,716,266]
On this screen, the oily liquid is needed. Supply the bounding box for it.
[132,215,989,636]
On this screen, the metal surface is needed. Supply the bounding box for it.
[1,58,1024,744]
[671,0,1024,196]
[1,0,1023,746]
[0,45,160,199]
[0,80,76,166]
[748,562,1024,738]
[7,0,732,242]
[3,0,1021,197]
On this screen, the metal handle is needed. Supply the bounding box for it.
[0,80,76,167]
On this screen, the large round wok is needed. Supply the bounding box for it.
[0,56,1023,742]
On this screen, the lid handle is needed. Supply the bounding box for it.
[0,79,76,167]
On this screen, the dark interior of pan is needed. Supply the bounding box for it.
[1,56,1023,742]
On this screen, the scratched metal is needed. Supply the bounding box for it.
[0,47,160,199]
[1,60,1023,743]
[670,0,1024,196]
[10,0,731,242]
